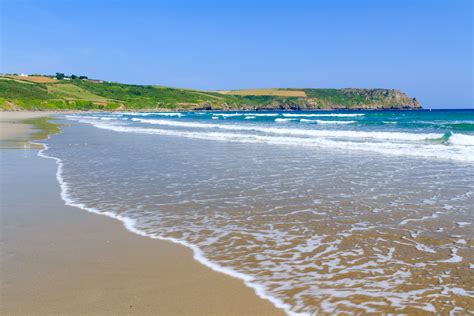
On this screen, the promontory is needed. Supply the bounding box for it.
[0,74,422,111]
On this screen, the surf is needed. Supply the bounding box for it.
[67,116,474,163]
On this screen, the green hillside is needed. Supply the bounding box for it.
[0,75,421,111]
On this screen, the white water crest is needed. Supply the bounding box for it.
[245,113,279,117]
[300,119,356,125]
[67,116,474,163]
[128,118,444,141]
[122,112,185,117]
[449,133,474,146]
[212,113,244,117]
[282,113,365,117]
[275,118,297,123]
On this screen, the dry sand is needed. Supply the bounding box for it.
[0,113,282,315]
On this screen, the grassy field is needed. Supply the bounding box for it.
[47,83,108,102]
[0,78,50,99]
[6,75,57,83]
[217,89,307,97]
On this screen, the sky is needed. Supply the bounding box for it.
[1,0,472,108]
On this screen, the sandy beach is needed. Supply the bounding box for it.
[0,111,59,147]
[0,112,282,315]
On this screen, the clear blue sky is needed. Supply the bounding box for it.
[1,0,472,108]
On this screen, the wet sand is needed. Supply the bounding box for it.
[0,112,60,133]
[0,114,282,315]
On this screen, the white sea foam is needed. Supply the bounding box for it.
[34,139,302,316]
[442,287,474,297]
[399,212,440,225]
[449,133,474,146]
[275,118,297,123]
[283,113,365,117]
[212,113,243,117]
[300,119,356,125]
[115,112,155,116]
[114,112,185,117]
[69,118,474,163]
[246,113,279,117]
[437,248,463,263]
[128,117,445,142]
[157,112,185,117]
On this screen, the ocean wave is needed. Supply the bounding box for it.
[300,119,355,125]
[406,120,474,131]
[122,112,184,117]
[246,113,279,117]
[212,113,243,117]
[70,118,474,163]
[282,113,365,117]
[128,118,445,142]
[445,122,474,131]
[275,118,296,123]
[449,133,474,146]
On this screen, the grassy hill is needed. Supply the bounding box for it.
[217,89,307,97]
[0,75,421,111]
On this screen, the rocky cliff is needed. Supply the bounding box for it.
[216,89,421,111]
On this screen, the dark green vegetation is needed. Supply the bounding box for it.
[0,75,421,111]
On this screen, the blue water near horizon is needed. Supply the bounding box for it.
[65,109,474,163]
[106,108,474,132]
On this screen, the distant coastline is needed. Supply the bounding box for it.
[1,74,422,111]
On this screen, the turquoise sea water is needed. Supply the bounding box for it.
[42,109,473,314]
[67,109,474,163]
[127,109,474,133]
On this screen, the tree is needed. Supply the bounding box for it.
[79,75,88,80]
[70,74,78,79]
[55,73,65,80]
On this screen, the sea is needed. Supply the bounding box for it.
[40,109,474,315]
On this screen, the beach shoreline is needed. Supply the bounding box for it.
[0,111,62,148]
[0,112,283,315]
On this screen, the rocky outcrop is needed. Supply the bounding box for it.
[333,89,421,109]
[189,89,421,111]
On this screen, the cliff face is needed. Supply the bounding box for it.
[331,89,421,109]
[221,89,421,111]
